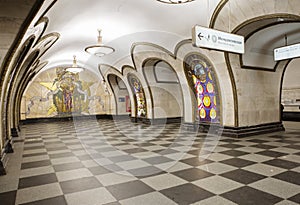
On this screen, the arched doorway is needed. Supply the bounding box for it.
[143,59,183,123]
[107,74,131,116]
[281,58,300,121]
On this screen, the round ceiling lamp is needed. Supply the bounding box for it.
[85,29,115,57]
[157,0,194,4]
[65,55,85,73]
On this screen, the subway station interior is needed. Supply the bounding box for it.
[0,0,300,204]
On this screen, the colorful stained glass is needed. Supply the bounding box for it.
[128,75,147,118]
[203,96,211,107]
[184,53,220,123]
[197,84,204,94]
[207,82,214,93]
[200,108,206,119]
[210,108,217,119]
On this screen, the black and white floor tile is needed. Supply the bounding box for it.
[0,119,299,205]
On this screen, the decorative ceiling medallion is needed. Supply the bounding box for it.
[157,0,194,4]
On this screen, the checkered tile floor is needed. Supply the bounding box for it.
[0,119,299,205]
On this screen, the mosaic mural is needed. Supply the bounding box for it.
[24,68,105,118]
[128,74,147,118]
[184,53,220,123]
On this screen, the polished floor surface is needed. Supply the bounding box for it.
[0,119,299,205]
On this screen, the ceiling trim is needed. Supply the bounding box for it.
[224,52,238,127]
[131,39,193,72]
[232,14,300,39]
[10,35,36,77]
[35,32,60,65]
[131,42,175,71]
[152,60,179,84]
[34,0,57,25]
[231,14,300,72]
[174,39,192,57]
[32,60,48,74]
[0,0,45,89]
[209,0,228,28]
[32,17,49,48]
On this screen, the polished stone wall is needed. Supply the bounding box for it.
[212,0,300,127]
[0,0,36,68]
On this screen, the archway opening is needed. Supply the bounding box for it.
[281,58,300,121]
[107,74,131,116]
[143,59,183,123]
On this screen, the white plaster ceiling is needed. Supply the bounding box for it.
[22,0,300,76]
[30,0,222,73]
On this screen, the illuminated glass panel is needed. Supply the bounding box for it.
[184,54,220,123]
[128,75,147,118]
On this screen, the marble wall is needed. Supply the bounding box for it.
[109,76,130,115]
[211,0,300,127]
[99,0,300,128]
[0,0,36,68]
[0,0,38,156]
[143,61,182,119]
[227,52,283,126]
[214,0,300,33]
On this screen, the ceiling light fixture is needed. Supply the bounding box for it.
[85,29,115,57]
[157,0,194,4]
[65,55,84,73]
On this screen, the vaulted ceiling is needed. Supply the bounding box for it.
[31,0,219,74]
[1,0,300,80]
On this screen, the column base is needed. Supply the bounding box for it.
[130,117,150,124]
[183,123,198,132]
[183,122,285,138]
[11,128,19,137]
[0,160,6,175]
[5,140,14,153]
[218,122,285,138]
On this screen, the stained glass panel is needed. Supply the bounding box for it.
[128,75,147,118]
[184,53,220,123]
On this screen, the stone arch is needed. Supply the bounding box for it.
[279,58,300,121]
[99,64,135,116]
[9,50,40,129]
[107,74,131,116]
[132,41,235,129]
[142,58,183,122]
[211,0,300,32]
[206,0,300,131]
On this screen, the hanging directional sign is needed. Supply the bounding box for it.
[192,25,245,54]
[274,43,300,61]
